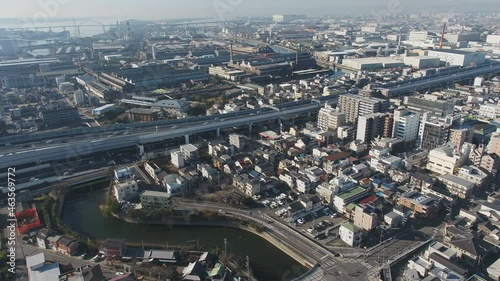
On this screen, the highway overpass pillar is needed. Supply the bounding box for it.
[248,123,253,138]
[184,134,190,144]
[137,144,144,154]
[216,128,221,138]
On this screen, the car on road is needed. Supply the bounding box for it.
[218,209,226,214]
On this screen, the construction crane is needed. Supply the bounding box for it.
[439,22,446,49]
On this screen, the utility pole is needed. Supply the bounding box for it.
[224,238,227,257]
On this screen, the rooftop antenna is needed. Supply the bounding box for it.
[439,22,446,49]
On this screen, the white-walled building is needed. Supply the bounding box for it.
[339,222,362,247]
[229,134,246,150]
[479,103,499,119]
[113,180,139,202]
[317,103,346,131]
[180,144,199,162]
[486,34,500,44]
[426,49,485,67]
[427,143,471,175]
[408,31,430,42]
[392,109,419,142]
[171,150,185,169]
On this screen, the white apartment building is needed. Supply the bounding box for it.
[479,103,499,119]
[171,150,185,169]
[339,222,362,247]
[180,144,199,161]
[392,109,419,142]
[317,103,346,131]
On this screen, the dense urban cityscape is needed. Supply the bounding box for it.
[0,1,500,281]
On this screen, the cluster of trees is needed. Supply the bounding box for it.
[0,248,11,280]
[248,222,266,233]
[100,194,120,218]
[41,197,97,249]
[187,104,207,117]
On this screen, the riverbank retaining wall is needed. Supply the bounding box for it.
[111,212,315,269]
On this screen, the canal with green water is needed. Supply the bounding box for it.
[62,186,308,281]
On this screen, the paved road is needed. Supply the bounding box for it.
[175,200,332,263]
[175,200,372,281]
[15,243,118,280]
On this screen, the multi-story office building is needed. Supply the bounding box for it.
[356,113,388,144]
[339,94,389,124]
[418,113,454,150]
[392,108,420,142]
[317,104,346,131]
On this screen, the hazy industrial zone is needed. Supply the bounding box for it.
[1,9,500,281]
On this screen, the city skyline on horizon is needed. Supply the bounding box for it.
[0,0,499,22]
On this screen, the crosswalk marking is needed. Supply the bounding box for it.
[361,261,373,269]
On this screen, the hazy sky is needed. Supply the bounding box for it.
[0,0,498,20]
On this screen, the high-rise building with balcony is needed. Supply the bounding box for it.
[339,94,389,124]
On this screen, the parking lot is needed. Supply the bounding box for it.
[294,208,346,242]
[254,189,349,246]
